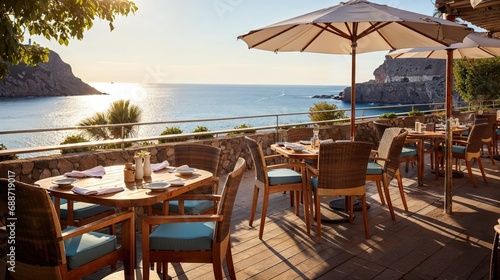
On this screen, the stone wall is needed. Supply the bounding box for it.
[0,121,382,183]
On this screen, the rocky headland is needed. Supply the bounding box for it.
[0,50,102,97]
[314,56,461,104]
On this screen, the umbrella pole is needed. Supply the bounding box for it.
[350,26,358,141]
[350,47,356,140]
[444,49,454,214]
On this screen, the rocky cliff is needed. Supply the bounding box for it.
[0,51,102,97]
[341,56,460,104]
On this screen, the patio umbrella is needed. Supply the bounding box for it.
[237,0,472,140]
[389,32,500,214]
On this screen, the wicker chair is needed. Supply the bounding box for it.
[150,143,221,215]
[477,114,496,165]
[141,157,246,280]
[436,123,488,188]
[367,127,409,221]
[306,141,373,242]
[286,127,314,142]
[245,136,310,239]
[0,178,134,280]
[491,218,500,280]
[402,116,426,128]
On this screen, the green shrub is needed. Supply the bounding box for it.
[60,134,93,154]
[308,101,347,125]
[0,144,18,161]
[408,109,424,117]
[191,126,214,139]
[379,112,398,119]
[159,127,187,143]
[227,124,256,135]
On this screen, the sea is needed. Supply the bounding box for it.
[0,83,407,157]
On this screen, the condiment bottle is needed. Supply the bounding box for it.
[124,162,135,183]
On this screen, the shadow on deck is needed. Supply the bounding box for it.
[89,152,500,279]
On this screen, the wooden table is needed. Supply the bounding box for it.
[271,143,318,161]
[407,127,469,182]
[35,165,214,280]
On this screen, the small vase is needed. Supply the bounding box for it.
[134,156,144,181]
[143,154,152,177]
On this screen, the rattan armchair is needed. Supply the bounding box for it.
[367,127,409,221]
[150,143,221,215]
[245,136,310,239]
[306,141,373,242]
[436,123,488,188]
[0,178,134,280]
[141,157,246,280]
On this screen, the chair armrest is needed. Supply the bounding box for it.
[265,161,305,171]
[369,156,390,162]
[142,214,223,226]
[264,154,284,161]
[305,163,319,176]
[61,210,134,240]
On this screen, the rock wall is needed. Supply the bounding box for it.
[0,51,102,97]
[342,56,461,104]
[0,122,380,183]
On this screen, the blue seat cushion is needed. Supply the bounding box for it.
[461,130,470,137]
[62,226,118,270]
[152,200,214,215]
[267,168,303,186]
[497,128,500,136]
[149,222,215,251]
[57,198,114,220]
[311,177,318,188]
[367,162,383,175]
[439,145,466,154]
[400,147,418,158]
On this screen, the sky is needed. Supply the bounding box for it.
[33,0,463,86]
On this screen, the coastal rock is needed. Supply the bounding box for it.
[0,50,102,97]
[341,56,461,104]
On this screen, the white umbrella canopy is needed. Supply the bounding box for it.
[387,32,500,214]
[389,33,500,59]
[238,0,473,140]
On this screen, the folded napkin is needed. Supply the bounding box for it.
[71,185,124,196]
[320,139,334,144]
[151,160,170,172]
[162,178,185,186]
[169,165,190,173]
[64,166,106,178]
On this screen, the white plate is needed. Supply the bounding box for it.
[177,168,198,175]
[143,182,171,191]
[52,178,78,186]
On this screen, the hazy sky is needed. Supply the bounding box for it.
[33,1,462,86]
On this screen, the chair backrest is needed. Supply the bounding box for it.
[214,157,246,243]
[286,127,314,142]
[373,121,392,141]
[174,143,221,175]
[316,141,372,190]
[402,116,426,128]
[0,178,65,279]
[174,143,221,193]
[466,123,488,154]
[377,128,408,180]
[244,136,266,184]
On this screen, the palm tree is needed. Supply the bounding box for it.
[79,99,142,141]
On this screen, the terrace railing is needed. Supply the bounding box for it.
[0,100,495,159]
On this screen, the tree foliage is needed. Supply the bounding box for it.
[0,0,138,79]
[453,57,500,108]
[79,99,142,141]
[308,101,347,125]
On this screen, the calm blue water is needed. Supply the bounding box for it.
[0,83,404,153]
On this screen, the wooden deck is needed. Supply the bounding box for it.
[90,152,500,280]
